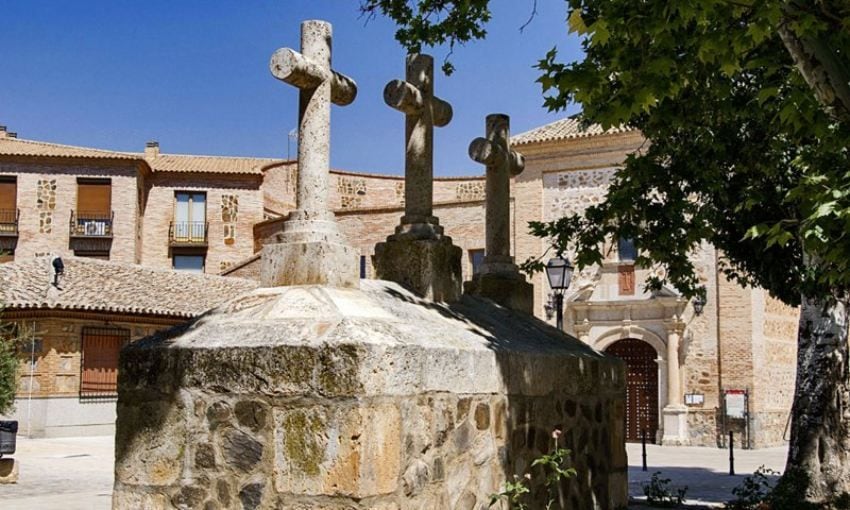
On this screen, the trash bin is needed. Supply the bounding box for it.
[0,421,17,457]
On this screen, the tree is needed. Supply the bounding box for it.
[361,0,850,504]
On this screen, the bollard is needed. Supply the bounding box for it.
[642,428,648,472]
[729,431,735,476]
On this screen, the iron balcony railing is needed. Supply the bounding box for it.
[0,209,18,235]
[169,221,208,246]
[70,210,114,238]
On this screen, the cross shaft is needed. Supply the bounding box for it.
[384,54,453,239]
[469,114,525,271]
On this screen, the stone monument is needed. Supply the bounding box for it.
[112,21,626,510]
[372,54,463,302]
[263,19,359,288]
[464,114,534,313]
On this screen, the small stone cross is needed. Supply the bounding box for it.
[469,114,525,273]
[270,20,357,223]
[384,54,453,238]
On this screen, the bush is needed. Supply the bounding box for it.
[643,472,688,508]
[0,312,18,416]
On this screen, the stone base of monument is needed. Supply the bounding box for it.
[113,281,626,510]
[0,458,18,484]
[464,271,534,315]
[373,236,463,302]
[262,242,358,289]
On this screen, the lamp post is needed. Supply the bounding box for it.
[545,254,574,331]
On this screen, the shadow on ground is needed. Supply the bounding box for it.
[628,465,781,508]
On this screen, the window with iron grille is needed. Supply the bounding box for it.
[80,327,129,398]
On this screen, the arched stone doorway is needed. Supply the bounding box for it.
[605,338,659,443]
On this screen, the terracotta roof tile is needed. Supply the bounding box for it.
[0,136,138,160]
[511,118,634,146]
[0,256,258,318]
[144,154,285,175]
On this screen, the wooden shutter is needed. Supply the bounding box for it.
[77,181,111,215]
[0,178,15,210]
[80,327,129,397]
[618,265,635,295]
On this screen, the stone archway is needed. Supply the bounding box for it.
[605,338,660,443]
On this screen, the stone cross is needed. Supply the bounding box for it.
[384,54,453,238]
[270,20,357,224]
[264,20,359,288]
[469,114,525,273]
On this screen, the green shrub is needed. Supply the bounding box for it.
[0,308,18,415]
[643,472,688,508]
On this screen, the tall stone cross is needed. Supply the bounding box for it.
[263,20,359,288]
[469,114,525,274]
[270,20,356,224]
[384,54,453,239]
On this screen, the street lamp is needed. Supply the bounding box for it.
[692,293,706,316]
[545,254,574,330]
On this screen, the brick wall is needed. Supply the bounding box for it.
[9,314,179,398]
[141,173,263,274]
[0,160,140,263]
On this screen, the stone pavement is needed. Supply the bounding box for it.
[0,435,787,509]
[627,442,788,508]
[0,435,113,510]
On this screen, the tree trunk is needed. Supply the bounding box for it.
[779,2,850,123]
[785,296,850,502]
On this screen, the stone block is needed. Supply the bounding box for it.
[262,239,359,289]
[0,458,18,484]
[463,272,534,314]
[373,236,462,302]
[274,403,401,498]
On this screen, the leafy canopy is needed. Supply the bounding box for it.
[362,0,850,306]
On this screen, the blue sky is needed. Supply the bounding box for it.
[1,1,583,176]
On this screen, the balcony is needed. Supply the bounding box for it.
[169,221,208,247]
[0,209,18,236]
[70,211,113,238]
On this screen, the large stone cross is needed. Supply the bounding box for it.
[263,20,359,288]
[469,114,525,274]
[270,20,357,223]
[384,54,453,238]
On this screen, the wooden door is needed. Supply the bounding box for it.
[605,339,659,443]
[80,328,129,397]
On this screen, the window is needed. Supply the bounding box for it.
[173,192,207,243]
[0,177,17,234]
[173,254,205,273]
[74,179,112,236]
[618,237,637,263]
[360,255,367,279]
[469,249,485,276]
[80,327,129,398]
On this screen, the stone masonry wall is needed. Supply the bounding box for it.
[0,161,140,263]
[113,282,627,509]
[141,173,263,273]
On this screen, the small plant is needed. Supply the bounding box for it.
[725,466,776,510]
[490,429,577,510]
[0,302,20,416]
[642,471,688,508]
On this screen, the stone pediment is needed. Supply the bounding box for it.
[568,281,681,305]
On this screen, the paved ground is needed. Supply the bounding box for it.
[0,436,786,509]
[0,436,113,510]
[627,442,788,508]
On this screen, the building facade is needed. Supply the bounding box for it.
[0,120,798,447]
[0,256,257,437]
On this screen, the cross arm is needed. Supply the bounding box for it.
[468,138,525,175]
[384,80,453,126]
[270,48,357,106]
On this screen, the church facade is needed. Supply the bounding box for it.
[0,119,797,447]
